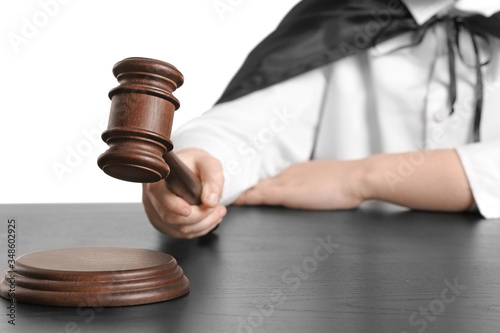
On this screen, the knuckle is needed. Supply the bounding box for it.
[211,156,223,168]
[212,171,225,186]
[183,233,197,240]
[177,224,191,236]
[160,211,174,224]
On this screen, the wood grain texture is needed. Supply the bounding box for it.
[0,203,499,333]
[98,57,202,204]
[0,247,189,307]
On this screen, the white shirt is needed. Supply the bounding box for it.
[173,0,500,218]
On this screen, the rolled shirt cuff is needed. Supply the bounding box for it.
[456,140,500,219]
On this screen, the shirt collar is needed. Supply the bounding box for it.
[402,0,455,25]
[402,0,500,25]
[454,0,500,17]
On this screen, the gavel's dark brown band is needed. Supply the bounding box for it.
[98,57,203,205]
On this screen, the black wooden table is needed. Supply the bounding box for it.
[1,203,499,333]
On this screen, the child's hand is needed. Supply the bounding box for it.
[142,148,227,238]
[235,150,474,213]
[234,160,366,210]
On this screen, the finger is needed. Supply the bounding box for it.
[143,186,225,238]
[234,186,266,205]
[155,202,217,227]
[146,181,192,217]
[169,205,217,225]
[150,205,225,239]
[176,205,227,239]
[145,181,219,225]
[235,181,284,206]
[196,156,224,208]
[142,187,176,236]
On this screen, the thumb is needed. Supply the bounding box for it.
[196,155,224,207]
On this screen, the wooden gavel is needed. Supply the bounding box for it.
[98,57,202,205]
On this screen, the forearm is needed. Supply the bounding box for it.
[360,149,474,212]
[174,67,328,205]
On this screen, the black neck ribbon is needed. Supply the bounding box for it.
[216,0,500,142]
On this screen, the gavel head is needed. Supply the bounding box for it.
[97,57,184,183]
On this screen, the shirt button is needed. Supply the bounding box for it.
[433,111,447,123]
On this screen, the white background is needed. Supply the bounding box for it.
[1,0,300,203]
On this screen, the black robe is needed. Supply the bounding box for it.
[216,0,500,105]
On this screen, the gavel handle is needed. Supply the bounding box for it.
[163,152,203,205]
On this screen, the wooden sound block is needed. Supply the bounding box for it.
[0,247,189,307]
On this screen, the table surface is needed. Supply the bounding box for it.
[0,203,499,333]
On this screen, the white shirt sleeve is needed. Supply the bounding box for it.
[172,67,329,205]
[456,141,500,219]
[399,0,500,218]
[172,4,500,217]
